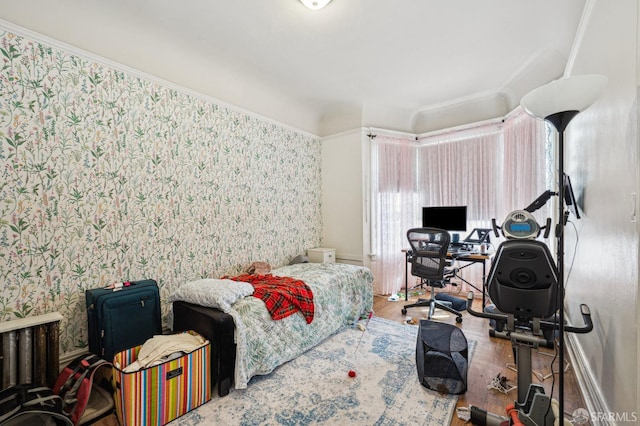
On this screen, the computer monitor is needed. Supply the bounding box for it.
[422,206,467,232]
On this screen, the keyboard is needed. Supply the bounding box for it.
[449,245,481,255]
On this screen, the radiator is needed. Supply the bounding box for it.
[0,312,63,389]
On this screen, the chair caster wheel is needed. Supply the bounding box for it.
[401,308,407,315]
[456,316,463,324]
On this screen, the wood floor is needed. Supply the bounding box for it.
[373,292,588,425]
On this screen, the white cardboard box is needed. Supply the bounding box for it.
[307,247,336,263]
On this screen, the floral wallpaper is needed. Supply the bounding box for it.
[0,29,322,355]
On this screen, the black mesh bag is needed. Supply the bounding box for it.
[416,319,468,395]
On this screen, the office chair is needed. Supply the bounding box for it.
[401,228,463,323]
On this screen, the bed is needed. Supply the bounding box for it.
[170,262,374,396]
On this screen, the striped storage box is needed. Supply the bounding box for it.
[112,331,211,426]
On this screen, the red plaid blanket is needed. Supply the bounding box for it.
[229,274,315,324]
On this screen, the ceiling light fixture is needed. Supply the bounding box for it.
[299,0,332,10]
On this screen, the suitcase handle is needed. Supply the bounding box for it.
[105,281,131,291]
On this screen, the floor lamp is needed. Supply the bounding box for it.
[520,74,607,421]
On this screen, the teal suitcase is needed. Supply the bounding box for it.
[86,279,162,361]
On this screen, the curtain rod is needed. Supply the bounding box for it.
[366,107,524,141]
[415,106,527,141]
[416,116,504,140]
[366,127,417,140]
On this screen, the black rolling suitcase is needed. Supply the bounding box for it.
[86,279,162,361]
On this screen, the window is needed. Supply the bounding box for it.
[370,108,550,295]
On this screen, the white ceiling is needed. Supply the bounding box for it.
[0,0,587,136]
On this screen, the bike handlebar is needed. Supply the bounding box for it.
[466,292,593,334]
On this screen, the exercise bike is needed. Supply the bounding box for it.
[465,209,593,426]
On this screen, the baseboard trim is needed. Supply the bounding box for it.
[335,254,363,265]
[565,333,613,424]
[336,259,363,266]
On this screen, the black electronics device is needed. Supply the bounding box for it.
[524,173,580,220]
[563,173,581,219]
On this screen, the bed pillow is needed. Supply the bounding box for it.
[169,278,254,312]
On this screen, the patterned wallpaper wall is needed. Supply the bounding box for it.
[0,29,322,354]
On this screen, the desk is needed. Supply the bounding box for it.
[403,249,491,308]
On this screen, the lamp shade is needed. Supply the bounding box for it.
[299,0,332,10]
[520,74,608,120]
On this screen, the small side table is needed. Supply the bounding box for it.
[307,247,336,263]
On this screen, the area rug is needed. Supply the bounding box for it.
[174,317,473,425]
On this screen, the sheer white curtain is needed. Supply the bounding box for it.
[416,126,502,293]
[369,135,419,295]
[417,126,502,231]
[369,109,550,296]
[501,108,553,224]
